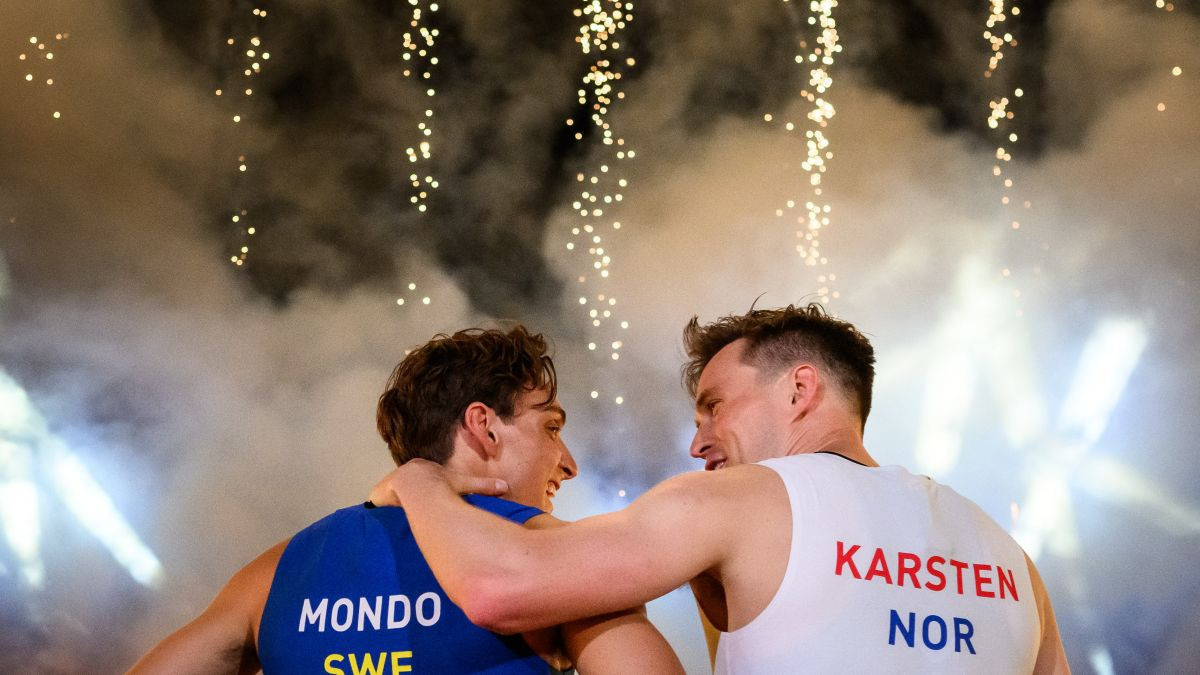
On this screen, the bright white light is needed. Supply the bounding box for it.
[1012,468,1078,561]
[0,377,35,431]
[1088,646,1115,675]
[1012,318,1149,562]
[0,369,163,587]
[49,448,164,587]
[0,476,44,587]
[977,320,1047,448]
[1057,319,1148,445]
[914,349,975,478]
[1079,457,1200,535]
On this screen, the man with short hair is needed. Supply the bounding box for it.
[373,304,1071,673]
[130,327,682,674]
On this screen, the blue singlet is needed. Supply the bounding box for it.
[258,495,553,674]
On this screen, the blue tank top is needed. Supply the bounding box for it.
[258,495,553,674]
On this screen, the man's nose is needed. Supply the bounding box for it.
[690,429,711,460]
[560,446,579,480]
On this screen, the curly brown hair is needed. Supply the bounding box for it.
[376,327,557,466]
[682,303,876,424]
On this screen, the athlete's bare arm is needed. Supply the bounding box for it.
[128,513,683,675]
[370,459,777,634]
[126,540,287,675]
[1027,554,1071,674]
[523,513,685,674]
[561,607,684,674]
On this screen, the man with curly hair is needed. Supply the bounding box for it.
[131,327,681,674]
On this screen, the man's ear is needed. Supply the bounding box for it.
[787,363,820,414]
[462,402,500,459]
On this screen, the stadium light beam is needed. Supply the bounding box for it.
[0,369,163,588]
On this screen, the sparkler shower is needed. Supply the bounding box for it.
[2,0,1198,672]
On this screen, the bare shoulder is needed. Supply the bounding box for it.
[239,539,290,642]
[229,539,288,602]
[128,538,290,674]
[523,513,566,530]
[641,464,785,512]
[627,465,788,558]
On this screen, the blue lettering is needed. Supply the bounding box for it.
[889,610,976,654]
[888,610,916,647]
[922,614,947,650]
[954,617,976,654]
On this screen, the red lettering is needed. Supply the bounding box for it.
[897,552,921,588]
[835,541,861,578]
[998,566,1019,601]
[949,559,969,595]
[835,545,1015,602]
[925,556,947,591]
[974,563,995,598]
[865,547,894,584]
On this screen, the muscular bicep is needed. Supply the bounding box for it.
[487,471,744,631]
[517,513,684,673]
[126,606,259,675]
[562,607,683,675]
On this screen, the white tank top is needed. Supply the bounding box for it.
[715,453,1040,674]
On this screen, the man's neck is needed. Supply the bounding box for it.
[782,422,878,467]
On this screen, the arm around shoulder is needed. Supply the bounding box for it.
[126,539,287,675]
[448,469,749,634]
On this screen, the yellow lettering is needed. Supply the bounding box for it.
[324,653,346,675]
[350,652,387,675]
[391,650,413,674]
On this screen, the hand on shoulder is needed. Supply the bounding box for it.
[368,459,509,507]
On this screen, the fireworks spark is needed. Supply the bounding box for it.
[565,0,636,405]
[223,8,269,268]
[402,0,440,215]
[982,0,1031,313]
[17,33,68,121]
[766,0,842,304]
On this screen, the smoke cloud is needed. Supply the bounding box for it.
[1,0,1197,672]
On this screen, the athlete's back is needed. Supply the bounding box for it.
[258,495,553,674]
[717,453,1041,674]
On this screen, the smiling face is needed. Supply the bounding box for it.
[690,339,793,470]
[489,387,578,512]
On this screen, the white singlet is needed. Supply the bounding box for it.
[715,453,1040,674]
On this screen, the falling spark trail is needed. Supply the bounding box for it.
[769,0,842,304]
[982,0,1032,315]
[17,32,69,121]
[402,0,440,215]
[393,0,442,311]
[224,7,270,267]
[564,0,636,406]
